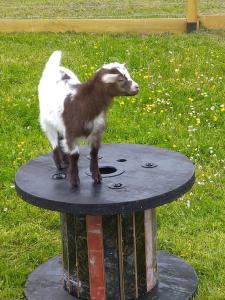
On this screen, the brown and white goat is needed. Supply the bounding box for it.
[38,51,139,187]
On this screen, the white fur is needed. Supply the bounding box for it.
[38,51,80,153]
[101,73,119,83]
[102,62,139,92]
[60,138,79,154]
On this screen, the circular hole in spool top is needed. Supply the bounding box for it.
[117,159,127,162]
[85,165,124,178]
[99,166,117,174]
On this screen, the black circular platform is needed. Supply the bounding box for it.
[24,251,198,300]
[15,144,195,215]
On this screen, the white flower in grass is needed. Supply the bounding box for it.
[197,181,205,185]
[209,147,214,154]
[3,208,8,212]
[186,200,191,208]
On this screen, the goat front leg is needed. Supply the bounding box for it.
[68,152,80,187]
[90,141,102,184]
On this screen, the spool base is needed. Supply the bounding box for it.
[24,251,198,300]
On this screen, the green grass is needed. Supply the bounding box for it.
[0,0,224,19]
[0,0,225,19]
[0,30,224,299]
[0,0,186,19]
[199,0,225,15]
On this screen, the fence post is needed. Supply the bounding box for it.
[187,0,199,32]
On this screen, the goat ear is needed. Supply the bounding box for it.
[123,63,128,69]
[102,73,119,83]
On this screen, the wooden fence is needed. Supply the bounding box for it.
[0,1,224,34]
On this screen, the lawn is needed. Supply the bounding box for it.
[0,30,224,299]
[0,0,186,19]
[0,1,224,19]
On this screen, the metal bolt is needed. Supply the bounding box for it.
[113,183,122,188]
[146,163,153,167]
[142,162,158,168]
[108,182,125,189]
[52,172,66,180]
[117,158,127,162]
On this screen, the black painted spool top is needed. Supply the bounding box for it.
[15,144,195,215]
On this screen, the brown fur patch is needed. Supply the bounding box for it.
[62,70,115,150]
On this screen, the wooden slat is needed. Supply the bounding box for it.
[102,215,120,299]
[133,213,138,299]
[60,213,78,295]
[187,0,198,23]
[0,18,187,33]
[122,213,137,299]
[200,15,225,30]
[86,215,106,300]
[117,214,125,300]
[135,211,147,297]
[144,209,157,292]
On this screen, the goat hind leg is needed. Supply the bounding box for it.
[58,136,69,167]
[53,146,64,170]
[43,122,64,170]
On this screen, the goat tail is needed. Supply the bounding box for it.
[40,50,62,85]
[45,50,62,70]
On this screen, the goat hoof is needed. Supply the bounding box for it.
[92,173,102,184]
[55,163,64,171]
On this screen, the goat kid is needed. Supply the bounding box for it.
[38,51,139,187]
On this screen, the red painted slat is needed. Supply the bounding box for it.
[144,209,157,292]
[86,215,106,300]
